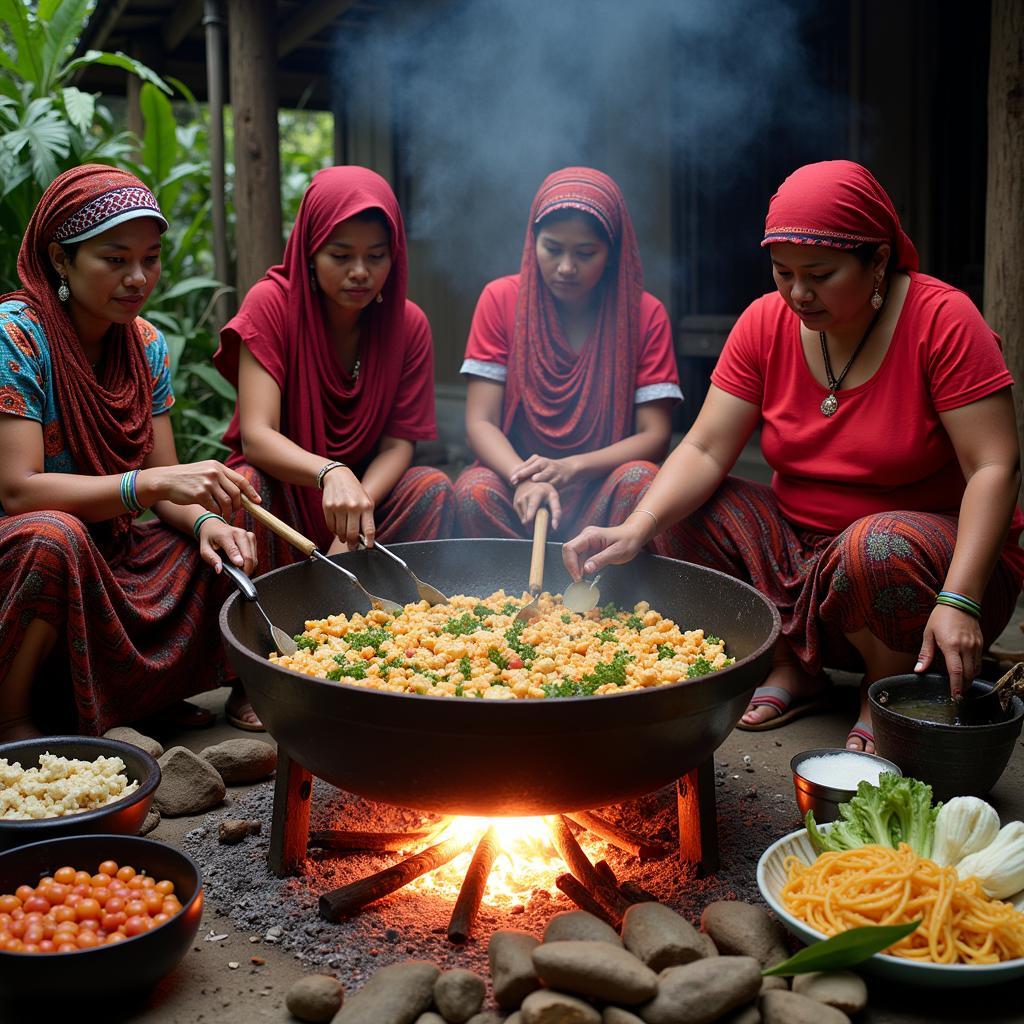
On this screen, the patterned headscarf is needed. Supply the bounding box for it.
[5,164,168,539]
[504,167,643,453]
[761,159,919,271]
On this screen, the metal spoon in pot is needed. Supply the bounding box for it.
[563,573,603,614]
[240,496,404,614]
[514,507,549,623]
[359,534,449,606]
[220,561,298,656]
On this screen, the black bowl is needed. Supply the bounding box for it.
[0,834,203,998]
[868,674,1024,801]
[0,737,160,852]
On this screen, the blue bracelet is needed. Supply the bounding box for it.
[192,512,225,541]
[935,590,982,619]
[119,470,143,513]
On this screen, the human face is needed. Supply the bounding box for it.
[769,242,885,331]
[535,216,610,309]
[311,215,392,315]
[48,218,163,338]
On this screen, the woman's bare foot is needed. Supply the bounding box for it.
[740,658,826,727]
[0,717,42,743]
[225,684,264,732]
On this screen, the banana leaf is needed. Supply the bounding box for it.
[762,920,921,976]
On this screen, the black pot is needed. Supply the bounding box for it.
[0,834,203,999]
[868,674,1024,801]
[0,736,160,852]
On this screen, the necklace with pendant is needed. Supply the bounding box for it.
[818,293,886,417]
[351,358,360,382]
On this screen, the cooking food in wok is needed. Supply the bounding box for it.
[219,540,781,815]
[276,590,735,700]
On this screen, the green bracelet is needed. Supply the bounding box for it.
[935,590,982,619]
[192,512,225,541]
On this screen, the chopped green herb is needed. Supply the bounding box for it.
[293,635,320,651]
[560,613,573,624]
[412,686,426,695]
[418,670,441,683]
[500,601,520,616]
[600,601,621,618]
[454,682,465,697]
[686,656,714,678]
[578,648,634,689]
[595,627,618,643]
[490,679,509,687]
[344,626,390,655]
[487,648,509,671]
[504,619,537,661]
[391,608,403,617]
[542,677,601,698]
[624,614,644,631]
[443,613,482,636]
[656,644,675,661]
[705,634,721,645]
[472,604,492,618]
[326,655,368,681]
[459,655,472,680]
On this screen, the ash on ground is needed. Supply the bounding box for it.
[181,761,800,990]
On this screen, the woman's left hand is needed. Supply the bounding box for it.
[197,519,258,576]
[915,604,984,700]
[510,454,580,489]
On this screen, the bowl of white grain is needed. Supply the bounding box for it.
[790,747,901,823]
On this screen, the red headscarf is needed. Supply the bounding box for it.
[6,164,164,538]
[761,160,919,271]
[503,167,644,452]
[215,166,411,542]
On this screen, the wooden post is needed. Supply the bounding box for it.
[228,0,283,297]
[676,759,718,876]
[267,747,312,877]
[985,0,1024,464]
[204,0,233,324]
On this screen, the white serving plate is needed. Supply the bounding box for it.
[756,827,1024,988]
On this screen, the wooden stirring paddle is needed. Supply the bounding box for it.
[513,507,550,623]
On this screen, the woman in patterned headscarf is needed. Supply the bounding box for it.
[454,167,681,539]
[564,160,1024,752]
[0,164,265,740]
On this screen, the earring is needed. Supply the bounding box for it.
[308,263,318,291]
[375,292,383,304]
[870,279,883,310]
[57,276,70,303]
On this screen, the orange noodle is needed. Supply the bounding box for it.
[782,843,1024,964]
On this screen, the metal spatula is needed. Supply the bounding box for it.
[241,495,403,614]
[514,508,549,623]
[360,534,449,606]
[220,561,298,656]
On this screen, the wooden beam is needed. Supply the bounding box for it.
[75,0,132,57]
[204,0,233,325]
[278,0,359,58]
[162,0,205,52]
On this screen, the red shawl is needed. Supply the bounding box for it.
[761,159,919,271]
[215,166,412,542]
[503,167,644,452]
[5,164,159,538]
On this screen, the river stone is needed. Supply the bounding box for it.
[199,738,277,784]
[544,910,623,946]
[695,932,718,958]
[622,903,705,971]
[759,976,788,994]
[639,956,762,1024]
[335,961,439,1024]
[720,1006,761,1024]
[488,930,541,1009]
[505,1015,522,1024]
[413,1015,446,1024]
[532,941,657,1004]
[761,990,850,1024]
[285,974,344,1023]
[792,972,867,1015]
[700,902,789,968]
[464,1015,504,1024]
[521,990,601,1024]
[138,809,160,835]
[103,726,163,759]
[433,968,485,1023]
[604,1009,645,1024]
[153,746,225,816]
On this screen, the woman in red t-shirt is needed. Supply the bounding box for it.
[454,167,681,539]
[563,160,1023,752]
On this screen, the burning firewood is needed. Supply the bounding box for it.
[447,826,499,943]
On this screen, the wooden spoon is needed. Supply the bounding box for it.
[513,507,549,623]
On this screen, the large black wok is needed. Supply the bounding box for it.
[220,540,780,815]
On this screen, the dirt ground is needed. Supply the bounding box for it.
[6,648,1024,1023]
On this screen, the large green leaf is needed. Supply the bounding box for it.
[2,97,70,187]
[140,82,176,186]
[156,276,224,303]
[762,921,922,977]
[61,86,96,134]
[60,51,171,94]
[40,0,93,93]
[181,362,238,404]
[0,0,43,89]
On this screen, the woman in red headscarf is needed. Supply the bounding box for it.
[564,160,1024,752]
[454,167,681,538]
[215,166,454,564]
[0,164,265,741]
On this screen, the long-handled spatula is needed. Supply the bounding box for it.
[513,507,549,624]
[220,561,298,656]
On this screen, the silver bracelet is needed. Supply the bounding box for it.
[634,507,659,531]
[316,461,346,490]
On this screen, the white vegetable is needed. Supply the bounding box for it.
[955,821,1024,900]
[931,796,1000,866]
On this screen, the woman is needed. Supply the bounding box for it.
[0,164,263,741]
[214,166,454,558]
[454,167,681,538]
[563,160,1024,752]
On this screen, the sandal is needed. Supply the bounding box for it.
[846,720,875,751]
[736,685,831,732]
[225,685,265,733]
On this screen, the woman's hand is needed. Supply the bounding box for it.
[915,604,984,700]
[197,518,257,575]
[562,521,647,581]
[322,466,375,549]
[138,461,261,519]
[513,480,561,530]
[510,454,580,489]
